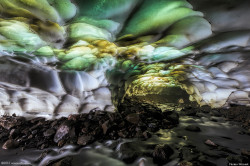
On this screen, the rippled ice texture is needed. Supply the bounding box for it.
[0,0,250,118]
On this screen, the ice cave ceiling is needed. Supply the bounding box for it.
[0,0,249,118]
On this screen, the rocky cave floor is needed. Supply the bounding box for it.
[0,104,250,166]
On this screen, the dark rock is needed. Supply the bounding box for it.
[147,123,159,132]
[0,132,8,140]
[185,125,201,132]
[241,149,250,157]
[9,129,20,139]
[54,122,71,143]
[210,110,222,117]
[51,121,58,127]
[68,114,78,121]
[150,110,164,120]
[118,130,128,138]
[77,135,93,145]
[143,131,151,139]
[179,146,200,161]
[227,155,246,163]
[135,129,143,138]
[119,142,141,164]
[22,128,29,135]
[2,139,19,149]
[35,149,53,164]
[152,144,174,165]
[44,128,56,137]
[181,107,197,116]
[165,111,179,124]
[126,113,140,124]
[31,130,38,135]
[58,140,66,147]
[40,144,47,150]
[101,120,110,134]
[81,127,88,134]
[179,161,193,166]
[31,117,45,124]
[89,127,102,137]
[161,119,172,127]
[28,135,33,139]
[30,121,43,130]
[0,119,17,130]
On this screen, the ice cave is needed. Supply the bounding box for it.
[0,0,249,165]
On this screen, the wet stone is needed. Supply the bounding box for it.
[210,110,222,117]
[54,122,71,143]
[31,130,38,135]
[2,139,19,149]
[165,111,179,124]
[68,114,79,121]
[119,142,141,164]
[44,128,56,137]
[181,107,198,116]
[143,131,151,139]
[0,132,8,140]
[241,149,250,158]
[179,146,200,161]
[0,116,25,130]
[147,123,159,132]
[77,135,93,145]
[31,117,45,124]
[58,140,66,147]
[9,129,20,139]
[204,139,217,147]
[179,161,193,166]
[152,144,174,165]
[101,120,110,134]
[125,113,140,124]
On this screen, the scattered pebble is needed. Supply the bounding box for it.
[204,139,217,147]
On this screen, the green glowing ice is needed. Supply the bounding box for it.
[48,0,77,21]
[74,17,120,34]
[68,23,113,42]
[0,0,62,23]
[34,46,54,57]
[61,54,97,70]
[0,20,46,52]
[0,0,212,72]
[119,0,202,37]
[74,0,139,21]
[156,16,212,48]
